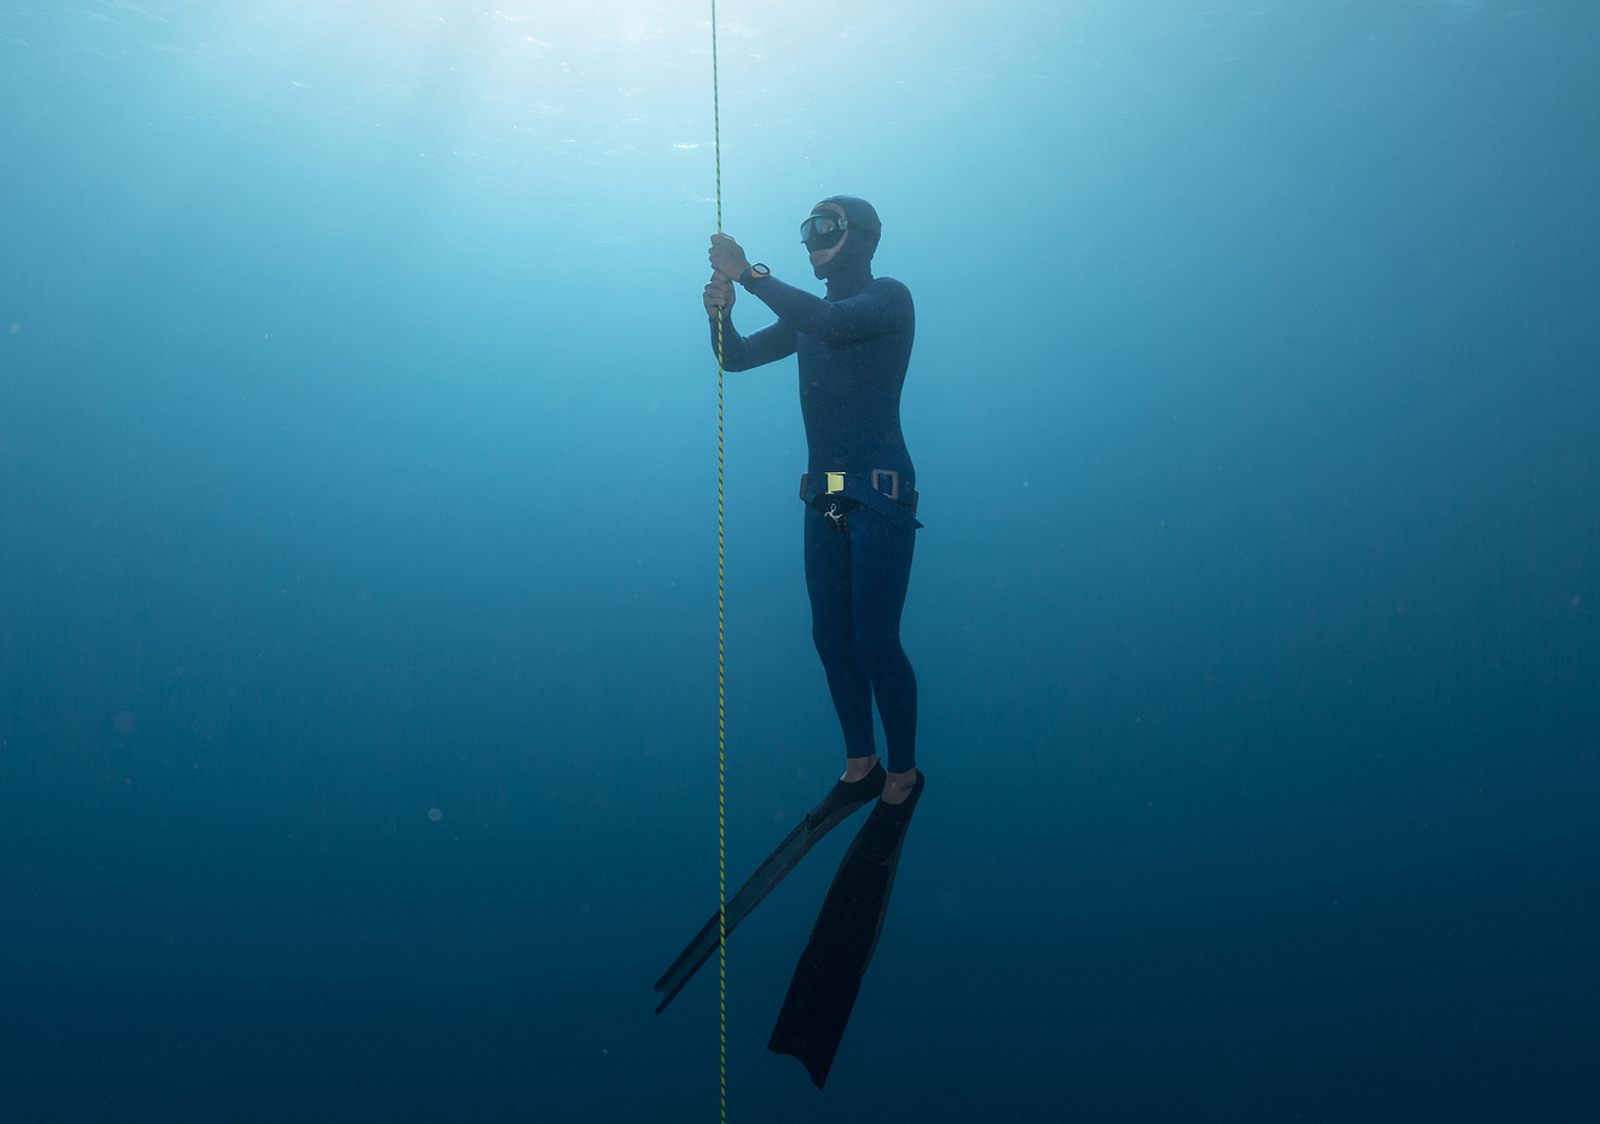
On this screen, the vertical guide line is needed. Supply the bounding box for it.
[710,3,728,1122]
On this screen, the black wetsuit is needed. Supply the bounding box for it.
[711,238,920,774]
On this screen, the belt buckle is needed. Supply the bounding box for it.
[870,468,900,502]
[825,471,845,494]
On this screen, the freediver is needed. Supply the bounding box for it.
[703,196,924,808]
[653,197,926,1018]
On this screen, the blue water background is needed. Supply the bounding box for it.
[2,1,1597,1120]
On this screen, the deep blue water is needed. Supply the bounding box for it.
[2,1,1597,1120]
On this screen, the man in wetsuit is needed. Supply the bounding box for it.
[703,196,922,806]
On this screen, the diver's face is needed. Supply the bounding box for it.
[809,231,848,275]
[804,203,850,277]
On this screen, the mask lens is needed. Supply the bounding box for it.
[800,214,844,251]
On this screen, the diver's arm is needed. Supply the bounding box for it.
[709,314,798,372]
[743,275,910,343]
[704,267,796,371]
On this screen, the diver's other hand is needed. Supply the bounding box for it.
[704,275,735,318]
[708,233,751,280]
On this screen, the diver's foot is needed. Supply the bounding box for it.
[841,755,879,783]
[880,768,919,806]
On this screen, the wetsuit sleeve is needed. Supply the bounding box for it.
[710,314,798,372]
[743,276,909,343]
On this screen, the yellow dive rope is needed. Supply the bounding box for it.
[710,3,728,1121]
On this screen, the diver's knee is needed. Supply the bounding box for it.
[854,634,906,678]
[811,625,852,663]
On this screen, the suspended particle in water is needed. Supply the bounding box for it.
[427,807,443,822]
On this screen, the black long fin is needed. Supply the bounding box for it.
[653,765,887,1014]
[768,771,926,1087]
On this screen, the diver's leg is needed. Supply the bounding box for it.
[805,504,878,768]
[847,511,918,801]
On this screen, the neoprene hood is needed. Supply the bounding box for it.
[810,195,881,282]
